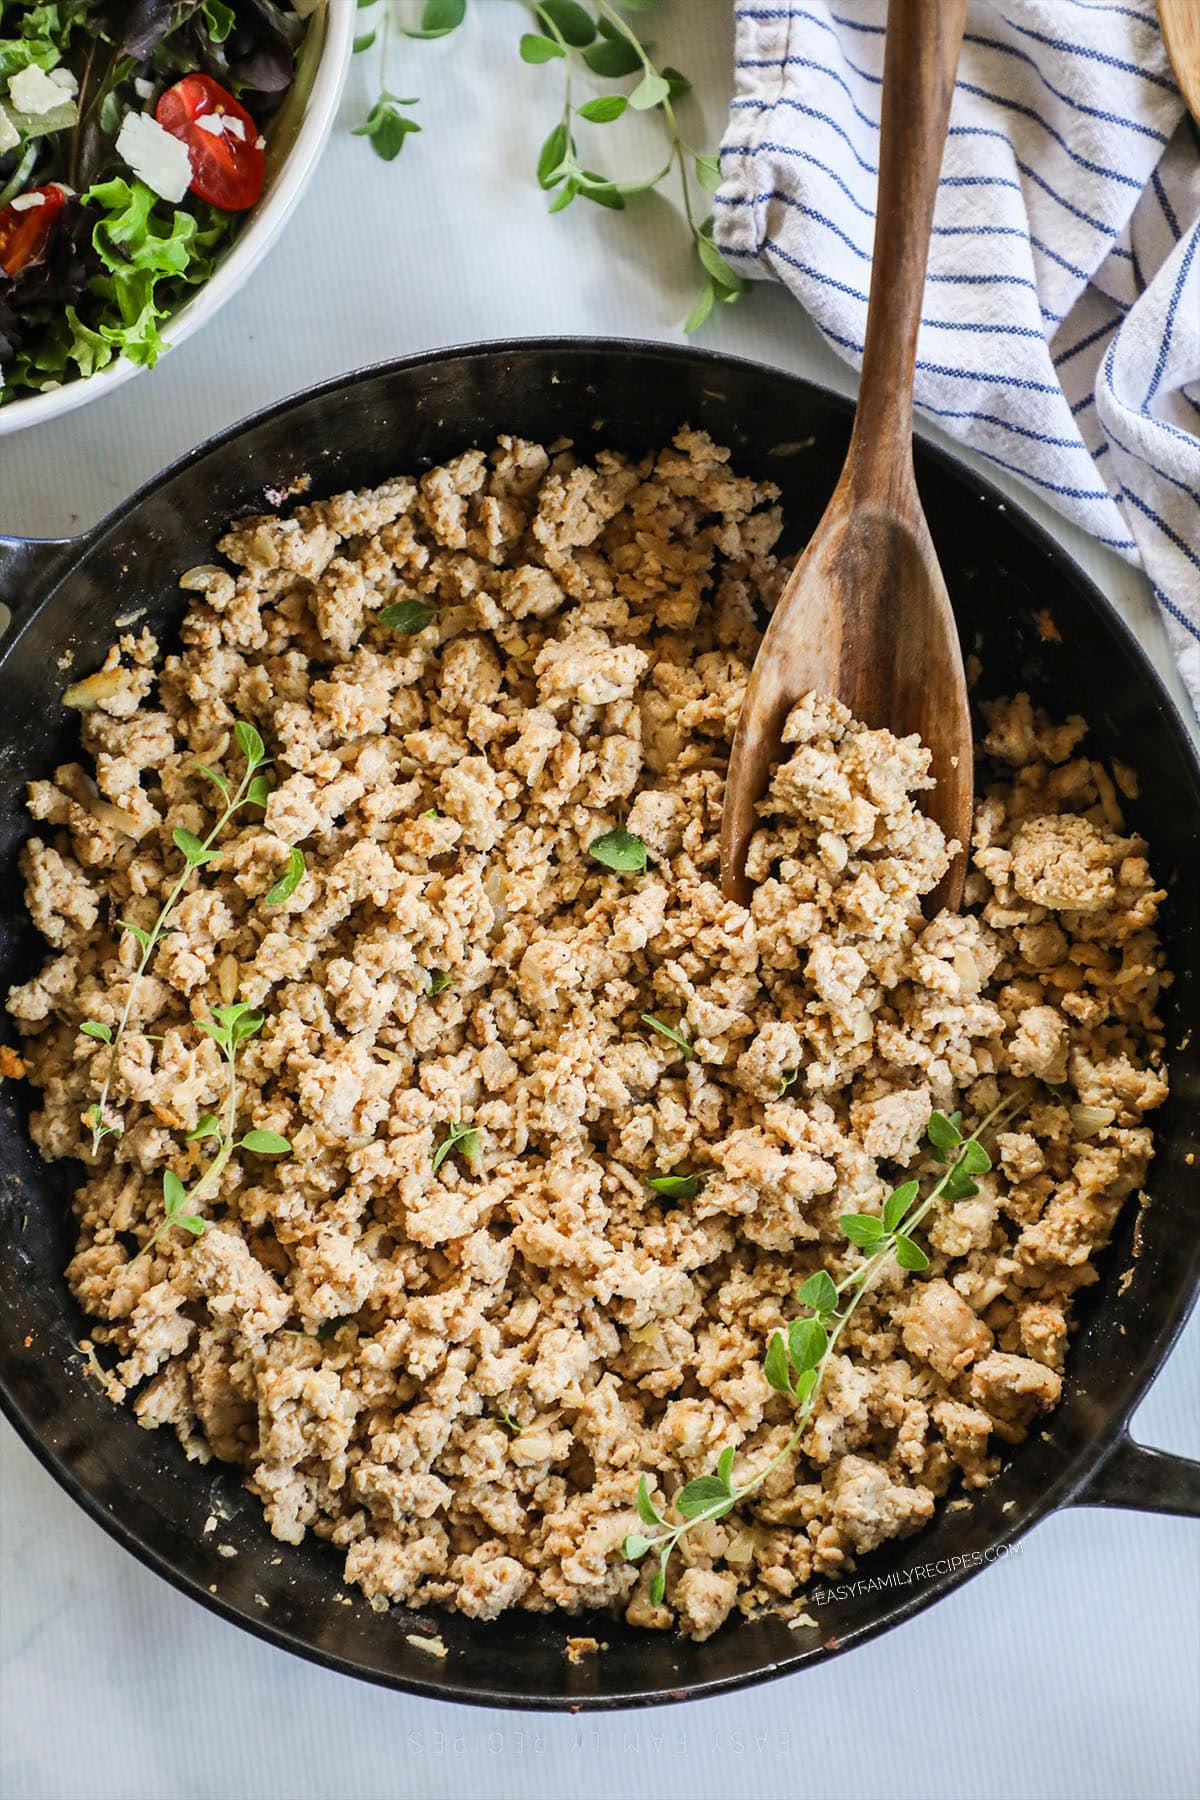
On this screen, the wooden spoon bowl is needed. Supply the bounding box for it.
[720,0,972,911]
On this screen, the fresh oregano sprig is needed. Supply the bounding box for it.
[589,826,647,873]
[353,0,467,160]
[432,1117,481,1173]
[523,0,747,330]
[641,1013,692,1060]
[622,1088,1030,1605]
[83,722,272,1155]
[131,1004,291,1261]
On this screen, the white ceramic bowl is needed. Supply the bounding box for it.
[0,0,354,437]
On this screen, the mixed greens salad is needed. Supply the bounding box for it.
[0,0,321,404]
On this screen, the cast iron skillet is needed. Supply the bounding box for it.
[1,341,1197,1711]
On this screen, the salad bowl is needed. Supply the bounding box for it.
[0,0,354,437]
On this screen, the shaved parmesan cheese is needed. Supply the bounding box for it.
[196,111,248,142]
[0,104,17,155]
[48,66,78,97]
[115,110,192,204]
[254,135,266,150]
[10,192,47,211]
[134,77,156,101]
[8,63,68,116]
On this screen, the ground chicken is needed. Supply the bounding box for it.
[4,433,1168,1642]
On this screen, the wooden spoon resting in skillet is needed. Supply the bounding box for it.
[720,0,972,912]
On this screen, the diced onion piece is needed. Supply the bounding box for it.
[1070,1104,1116,1138]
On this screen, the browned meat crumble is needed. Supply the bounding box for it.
[5,431,1170,1639]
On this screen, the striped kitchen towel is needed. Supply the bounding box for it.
[716,0,1200,711]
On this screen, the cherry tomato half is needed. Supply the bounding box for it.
[0,184,66,276]
[156,73,264,212]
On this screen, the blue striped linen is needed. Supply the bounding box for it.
[717,0,1199,709]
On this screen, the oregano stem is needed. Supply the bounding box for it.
[88,746,265,1153]
[626,1086,1032,1599]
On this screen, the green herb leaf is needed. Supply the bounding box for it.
[496,1405,522,1436]
[641,1014,693,1059]
[548,178,579,212]
[763,1330,794,1395]
[428,969,453,995]
[794,1367,818,1404]
[694,153,721,192]
[537,121,572,187]
[537,0,596,45]
[648,1560,667,1605]
[239,1130,292,1156]
[622,1532,652,1560]
[176,1215,206,1237]
[246,774,272,809]
[778,1065,800,1096]
[894,1234,931,1272]
[187,1115,222,1142]
[225,1006,265,1044]
[646,1170,701,1200]
[788,1315,827,1374]
[162,1169,187,1215]
[695,228,745,295]
[520,31,565,62]
[402,0,467,37]
[120,919,152,950]
[173,827,215,868]
[432,1119,481,1173]
[716,1445,736,1489]
[80,1021,112,1043]
[235,721,266,768]
[798,1269,837,1313]
[683,276,716,335]
[354,29,376,52]
[927,1109,963,1153]
[378,598,437,634]
[943,1168,980,1201]
[675,1475,733,1519]
[354,98,422,161]
[578,173,625,209]
[578,94,628,123]
[630,70,670,110]
[839,1212,886,1249]
[195,763,230,796]
[636,1474,663,1527]
[883,1179,920,1233]
[662,66,692,100]
[960,1138,992,1175]
[588,827,647,873]
[582,36,642,76]
[265,847,305,907]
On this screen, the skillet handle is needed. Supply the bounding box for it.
[0,534,82,639]
[1069,1431,1200,1518]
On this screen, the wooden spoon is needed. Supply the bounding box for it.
[1157,0,1200,125]
[720,0,972,912]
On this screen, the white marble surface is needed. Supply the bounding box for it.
[1,6,1197,1798]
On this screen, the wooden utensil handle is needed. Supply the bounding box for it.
[849,0,966,499]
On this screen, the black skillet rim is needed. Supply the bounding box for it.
[1,337,1197,1710]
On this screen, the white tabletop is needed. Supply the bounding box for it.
[1,7,1197,1798]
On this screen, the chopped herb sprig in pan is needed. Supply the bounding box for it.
[623,1090,1030,1605]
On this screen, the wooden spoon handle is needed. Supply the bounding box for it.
[849,0,966,500]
